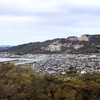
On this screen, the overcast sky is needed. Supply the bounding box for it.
[0,0,100,45]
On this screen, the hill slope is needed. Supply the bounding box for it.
[4,34,100,54]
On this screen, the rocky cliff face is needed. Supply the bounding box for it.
[4,34,100,54]
[78,35,91,41]
[44,40,62,51]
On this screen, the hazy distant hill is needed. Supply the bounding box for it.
[4,34,100,54]
[0,45,12,51]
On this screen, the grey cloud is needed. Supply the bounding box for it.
[0,0,100,45]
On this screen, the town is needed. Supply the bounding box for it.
[0,52,100,75]
[33,53,100,75]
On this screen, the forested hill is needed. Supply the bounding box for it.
[4,34,100,54]
[0,63,100,100]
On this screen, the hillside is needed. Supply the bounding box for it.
[0,63,100,100]
[4,34,100,54]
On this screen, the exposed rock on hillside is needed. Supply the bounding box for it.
[78,35,91,41]
[73,44,84,50]
[44,40,62,51]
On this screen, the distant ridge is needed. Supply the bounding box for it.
[0,45,12,51]
[2,34,100,54]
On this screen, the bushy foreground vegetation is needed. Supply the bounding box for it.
[0,63,100,100]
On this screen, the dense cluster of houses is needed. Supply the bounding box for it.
[33,53,100,75]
